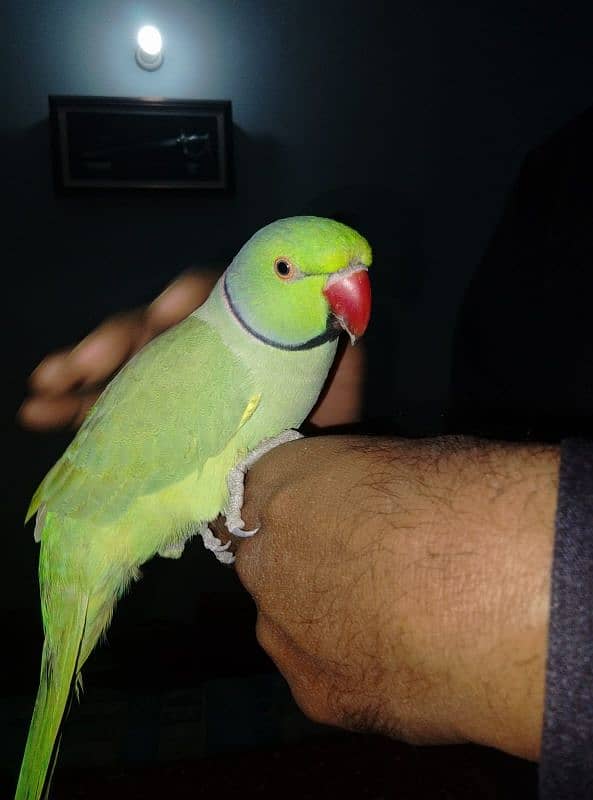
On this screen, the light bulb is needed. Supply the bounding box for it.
[135,25,164,70]
[137,25,162,56]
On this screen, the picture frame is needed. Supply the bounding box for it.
[49,95,233,192]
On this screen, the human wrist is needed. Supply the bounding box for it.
[429,439,558,759]
[337,437,558,758]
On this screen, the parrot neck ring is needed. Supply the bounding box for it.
[222,273,340,351]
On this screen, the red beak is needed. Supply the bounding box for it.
[323,268,371,342]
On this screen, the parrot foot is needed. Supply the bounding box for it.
[199,524,235,565]
[224,429,303,538]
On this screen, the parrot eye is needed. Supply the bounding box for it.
[274,257,294,280]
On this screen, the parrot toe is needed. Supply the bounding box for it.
[223,429,303,545]
[214,548,236,566]
[199,525,233,553]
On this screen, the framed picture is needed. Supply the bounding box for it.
[49,95,233,192]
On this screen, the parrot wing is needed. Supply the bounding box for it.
[27,316,255,525]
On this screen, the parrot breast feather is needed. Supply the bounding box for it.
[27,317,254,525]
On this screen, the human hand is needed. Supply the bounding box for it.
[19,271,365,432]
[232,435,558,761]
[18,270,220,431]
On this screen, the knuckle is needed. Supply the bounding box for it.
[234,538,263,597]
[254,615,272,651]
[289,677,335,727]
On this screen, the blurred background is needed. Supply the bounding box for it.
[3,1,593,796]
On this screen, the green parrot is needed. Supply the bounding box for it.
[15,215,372,799]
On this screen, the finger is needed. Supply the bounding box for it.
[19,389,102,431]
[67,313,145,388]
[18,393,88,431]
[147,270,220,333]
[27,271,220,399]
[28,350,79,396]
[72,392,102,428]
[28,312,144,397]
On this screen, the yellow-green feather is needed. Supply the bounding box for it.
[15,514,89,799]
[28,317,253,526]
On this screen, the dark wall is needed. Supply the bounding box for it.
[3,0,593,784]
[6,1,593,427]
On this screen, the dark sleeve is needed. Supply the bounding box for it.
[539,439,593,798]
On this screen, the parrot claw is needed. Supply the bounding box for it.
[230,525,260,539]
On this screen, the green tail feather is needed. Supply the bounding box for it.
[15,595,89,800]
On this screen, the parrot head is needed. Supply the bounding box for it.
[223,216,372,350]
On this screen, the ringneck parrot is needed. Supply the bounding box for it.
[15,215,372,799]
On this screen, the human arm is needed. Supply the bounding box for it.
[232,434,559,761]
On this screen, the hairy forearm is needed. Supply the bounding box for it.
[237,435,559,760]
[357,436,556,758]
